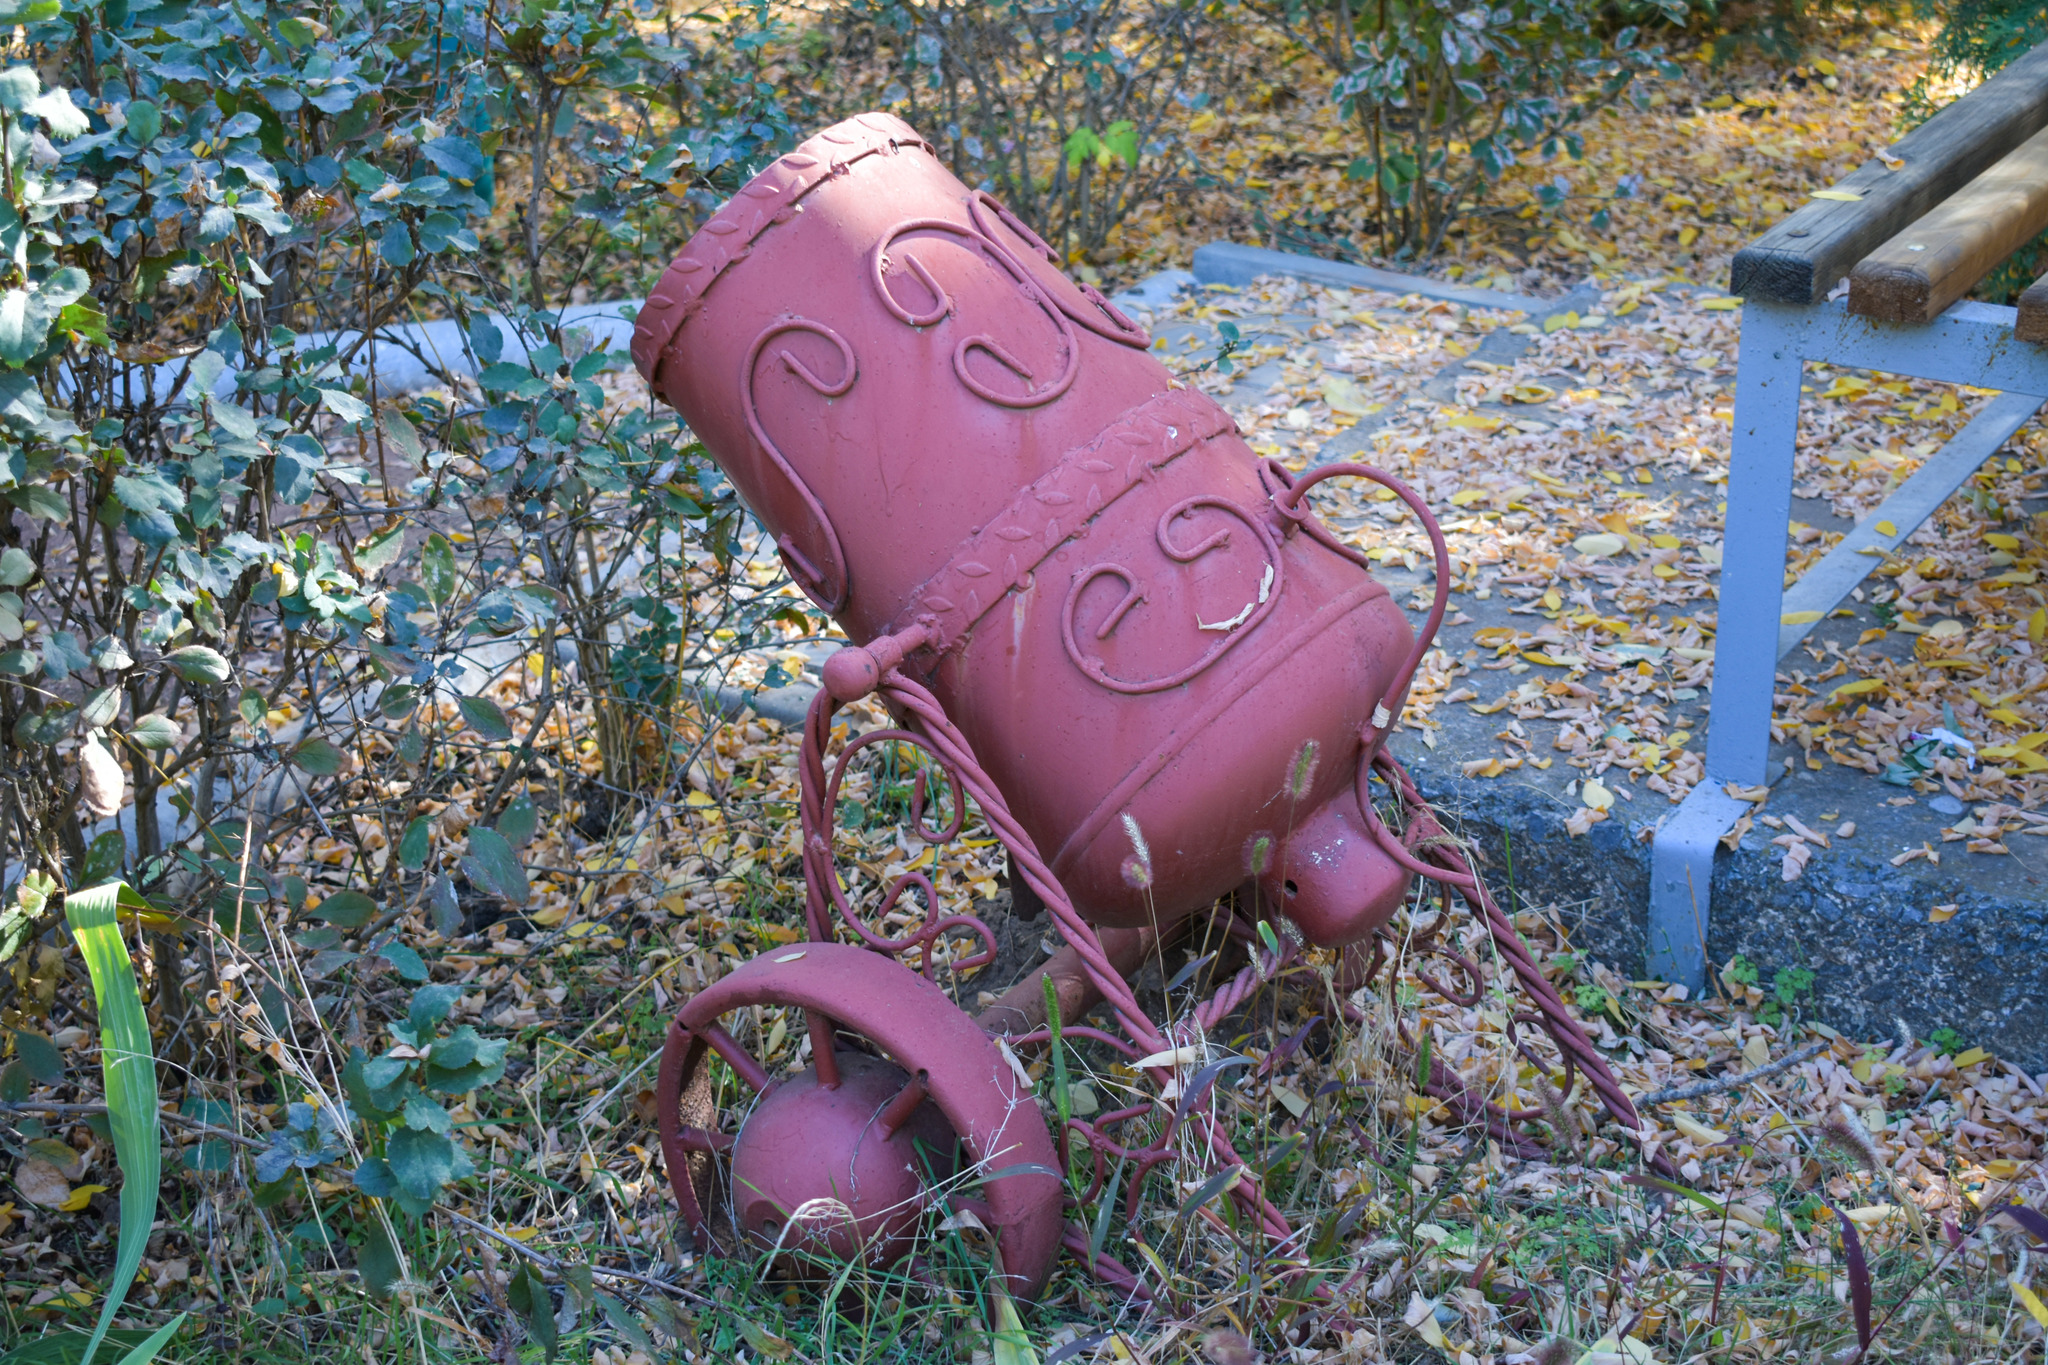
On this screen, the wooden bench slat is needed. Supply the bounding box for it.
[1848,126,2048,324]
[1730,39,2048,305]
[2019,269,2048,342]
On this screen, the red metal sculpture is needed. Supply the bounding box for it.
[636,111,1651,1313]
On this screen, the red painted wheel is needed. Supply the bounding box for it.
[656,941,1064,1303]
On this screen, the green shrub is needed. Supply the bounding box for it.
[1908,0,2048,302]
[1246,0,1685,258]
[0,0,799,1238]
[846,0,1212,262]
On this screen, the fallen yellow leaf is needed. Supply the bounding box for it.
[1952,1046,1990,1068]
[1320,374,1377,416]
[1671,1114,1726,1147]
[2012,1278,2048,1330]
[1404,1294,1452,1351]
[1811,189,1864,201]
[1875,519,1897,536]
[58,1183,107,1212]
[1582,778,1614,812]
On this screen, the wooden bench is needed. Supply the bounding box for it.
[1734,40,2048,309]
[1650,41,2048,992]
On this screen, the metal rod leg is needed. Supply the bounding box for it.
[1647,303,1809,991]
[1708,301,1809,786]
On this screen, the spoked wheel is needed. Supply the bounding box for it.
[656,941,1064,1302]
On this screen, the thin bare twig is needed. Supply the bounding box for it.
[440,1209,716,1309]
[0,1099,267,1148]
[1640,1040,1829,1105]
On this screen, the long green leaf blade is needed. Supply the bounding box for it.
[113,1313,185,1365]
[64,882,161,1365]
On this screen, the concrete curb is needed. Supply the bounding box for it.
[1190,242,1549,314]
[1395,755,2048,1070]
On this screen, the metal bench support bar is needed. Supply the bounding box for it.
[1646,297,2048,988]
[1779,389,2046,656]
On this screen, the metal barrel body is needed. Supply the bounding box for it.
[634,112,1414,944]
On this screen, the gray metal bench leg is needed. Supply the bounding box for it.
[1646,302,1809,990]
[1647,783,1752,988]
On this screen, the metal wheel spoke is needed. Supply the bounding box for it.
[876,1067,931,1139]
[699,1023,771,1093]
[807,1010,842,1089]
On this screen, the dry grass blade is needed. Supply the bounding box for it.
[61,883,163,1365]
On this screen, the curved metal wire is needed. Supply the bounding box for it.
[798,697,995,977]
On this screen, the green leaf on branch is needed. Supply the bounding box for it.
[496,795,538,848]
[423,1027,507,1092]
[0,66,39,111]
[163,645,231,684]
[126,714,180,749]
[122,98,160,145]
[318,388,372,426]
[80,831,125,887]
[420,533,456,605]
[506,1263,559,1362]
[0,2,62,25]
[461,827,528,905]
[398,816,432,870]
[378,942,428,981]
[58,300,111,349]
[81,685,120,729]
[385,1126,463,1202]
[456,694,513,741]
[0,267,91,365]
[310,889,376,928]
[288,734,345,774]
[7,1027,63,1083]
[357,1216,403,1300]
[27,86,87,138]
